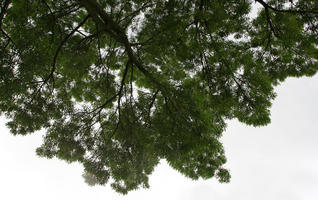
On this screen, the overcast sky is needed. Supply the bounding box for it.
[1,74,318,200]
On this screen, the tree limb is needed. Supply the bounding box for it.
[0,0,10,27]
[78,0,168,93]
[49,15,90,83]
[255,0,318,15]
[30,15,90,102]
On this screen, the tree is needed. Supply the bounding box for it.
[0,0,317,194]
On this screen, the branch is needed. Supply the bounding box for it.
[148,90,159,115]
[0,0,10,27]
[115,59,130,132]
[0,0,15,47]
[41,0,56,42]
[119,2,154,24]
[255,0,318,15]
[90,59,130,116]
[41,2,81,19]
[79,0,168,93]
[0,28,15,45]
[130,61,134,106]
[117,59,130,108]
[49,15,90,82]
[264,6,279,38]
[30,15,90,102]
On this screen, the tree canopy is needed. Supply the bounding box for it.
[0,0,317,194]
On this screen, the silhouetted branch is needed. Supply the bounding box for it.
[255,0,318,15]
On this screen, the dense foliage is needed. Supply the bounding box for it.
[0,0,317,194]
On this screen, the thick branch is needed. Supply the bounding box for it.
[0,0,10,27]
[264,6,279,38]
[78,0,168,93]
[0,0,15,46]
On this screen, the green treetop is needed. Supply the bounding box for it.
[0,0,317,194]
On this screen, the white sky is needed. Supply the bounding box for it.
[1,74,318,200]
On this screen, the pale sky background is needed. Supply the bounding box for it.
[1,74,318,200]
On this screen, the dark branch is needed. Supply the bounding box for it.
[30,15,90,102]
[79,0,168,94]
[115,59,131,133]
[119,2,154,24]
[255,0,318,15]
[148,90,159,116]
[90,59,130,116]
[0,0,11,27]
[264,6,279,38]
[49,15,90,82]
[0,0,15,47]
